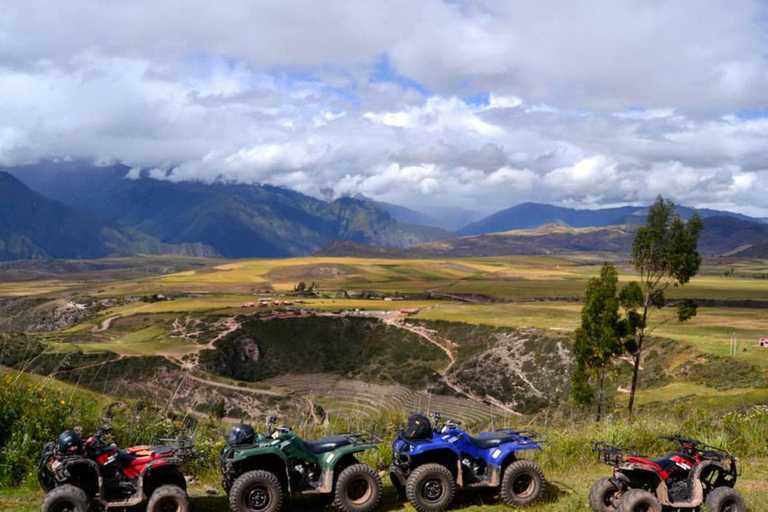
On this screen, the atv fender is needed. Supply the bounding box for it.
[478,440,542,487]
[401,442,463,486]
[314,442,379,493]
[404,438,461,461]
[229,446,292,491]
[57,457,103,501]
[139,456,185,499]
[655,460,733,508]
[319,443,378,470]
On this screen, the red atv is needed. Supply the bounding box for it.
[38,426,194,512]
[589,435,744,512]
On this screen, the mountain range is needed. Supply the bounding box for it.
[0,172,216,260]
[2,163,449,260]
[323,216,768,259]
[456,202,765,236]
[3,161,768,261]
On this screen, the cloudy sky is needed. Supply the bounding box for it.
[2,0,768,216]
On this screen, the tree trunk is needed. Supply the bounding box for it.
[627,294,651,419]
[596,371,605,422]
[627,335,642,418]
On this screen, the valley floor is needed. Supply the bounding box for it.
[2,254,768,512]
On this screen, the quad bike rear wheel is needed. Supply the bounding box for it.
[333,463,383,512]
[704,487,746,512]
[405,463,456,512]
[500,459,545,506]
[229,470,284,512]
[616,489,661,512]
[40,484,90,512]
[146,485,190,512]
[589,477,622,512]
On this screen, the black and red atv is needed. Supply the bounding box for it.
[589,435,744,512]
[38,426,195,512]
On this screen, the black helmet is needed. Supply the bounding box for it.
[227,423,255,446]
[56,430,83,455]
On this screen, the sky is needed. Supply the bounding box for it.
[2,0,768,216]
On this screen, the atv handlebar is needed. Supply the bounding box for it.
[429,411,463,432]
[660,434,700,446]
[85,426,114,450]
[659,434,735,460]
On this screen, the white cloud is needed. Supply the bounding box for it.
[544,156,619,195]
[2,1,768,216]
[365,97,503,136]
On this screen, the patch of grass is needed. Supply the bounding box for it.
[678,354,768,390]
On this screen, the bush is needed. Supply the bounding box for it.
[0,374,98,486]
[0,374,227,487]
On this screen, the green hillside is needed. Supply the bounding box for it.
[0,172,217,260]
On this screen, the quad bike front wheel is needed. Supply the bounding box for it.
[40,484,90,512]
[500,459,545,506]
[616,489,661,512]
[229,470,284,512]
[333,463,383,512]
[146,485,190,512]
[704,487,746,512]
[405,463,456,512]
[589,477,622,512]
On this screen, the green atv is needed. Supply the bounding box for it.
[220,416,383,512]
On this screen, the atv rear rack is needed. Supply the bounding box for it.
[593,441,645,466]
[495,429,545,442]
[340,431,381,445]
[156,435,197,461]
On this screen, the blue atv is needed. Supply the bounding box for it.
[389,413,545,512]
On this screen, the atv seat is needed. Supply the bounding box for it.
[149,445,176,455]
[304,435,351,454]
[469,432,513,450]
[649,458,671,470]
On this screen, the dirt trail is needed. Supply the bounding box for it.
[92,314,126,333]
[170,316,242,370]
[185,374,285,396]
[384,317,521,416]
